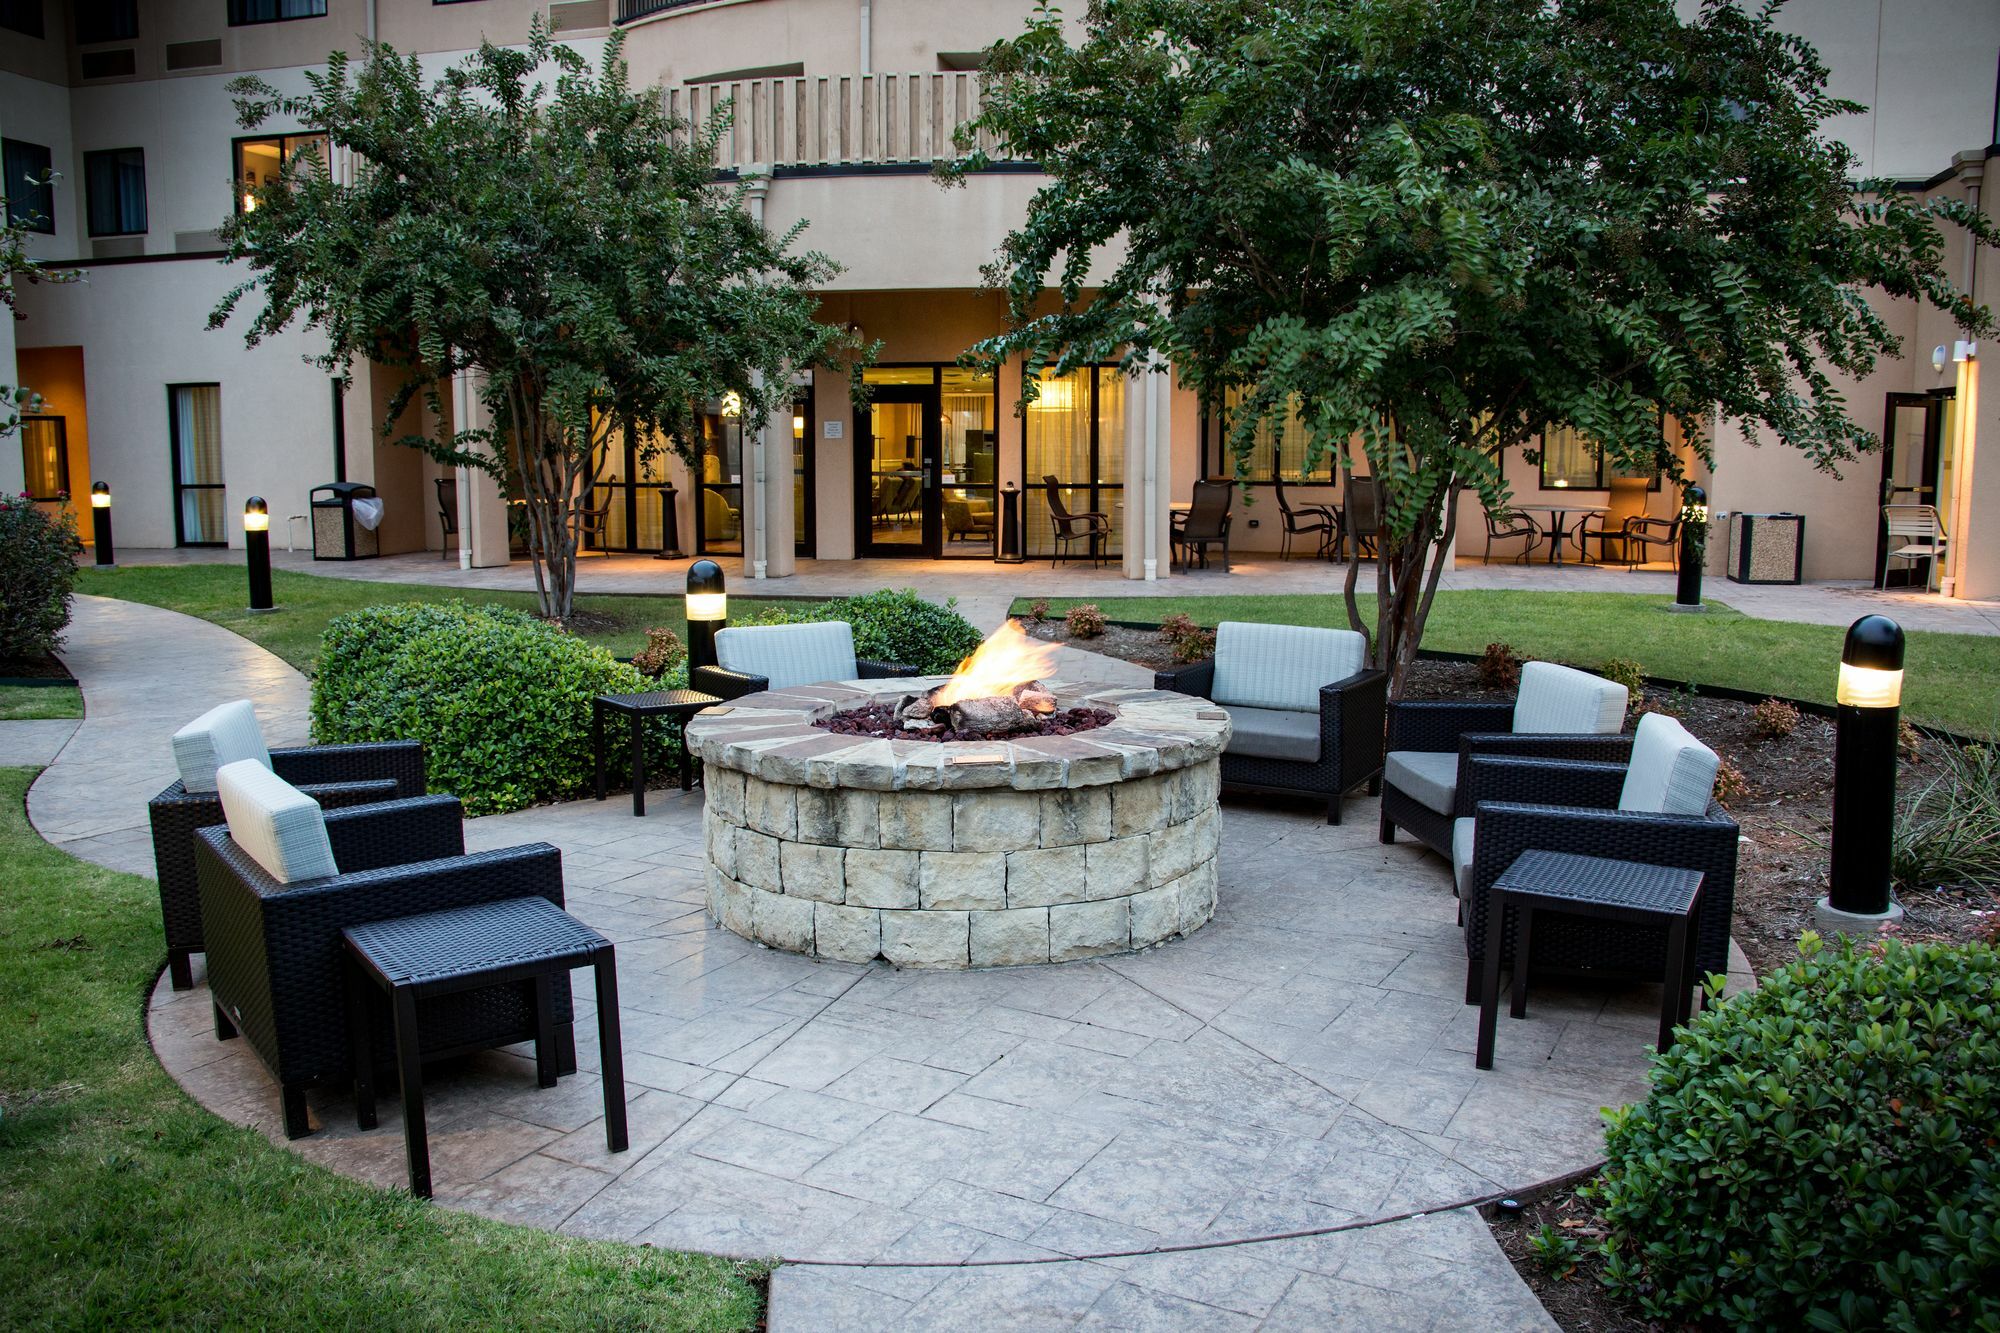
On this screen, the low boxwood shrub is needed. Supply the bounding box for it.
[0,494,81,662]
[740,589,985,675]
[1594,934,2000,1331]
[311,602,660,815]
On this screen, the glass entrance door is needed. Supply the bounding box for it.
[1875,390,1952,587]
[860,386,937,555]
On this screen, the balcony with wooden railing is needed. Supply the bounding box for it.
[665,72,1007,172]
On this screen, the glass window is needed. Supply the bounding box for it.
[169,384,226,546]
[235,134,328,214]
[1535,426,1660,490]
[941,366,996,557]
[19,417,68,502]
[695,402,743,555]
[84,148,146,236]
[228,0,326,25]
[861,366,935,387]
[792,390,813,553]
[74,0,136,42]
[1025,366,1126,558]
[3,140,55,234]
[1215,388,1334,482]
[0,0,43,38]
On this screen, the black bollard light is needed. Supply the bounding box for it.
[997,482,1023,564]
[655,481,685,561]
[685,558,726,671]
[1818,615,1906,934]
[244,496,274,611]
[90,482,115,566]
[1673,485,1707,610]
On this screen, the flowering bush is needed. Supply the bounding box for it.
[630,626,687,680]
[1064,603,1107,639]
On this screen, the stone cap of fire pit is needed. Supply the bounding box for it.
[683,678,1231,792]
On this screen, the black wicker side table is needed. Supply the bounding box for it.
[1476,850,1705,1071]
[593,689,722,815]
[341,896,628,1198]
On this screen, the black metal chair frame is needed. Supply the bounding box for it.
[1171,480,1234,572]
[1377,699,1633,858]
[1273,473,1339,561]
[1345,477,1381,560]
[194,795,576,1140]
[1482,508,1544,564]
[1455,752,1738,1005]
[1044,476,1111,568]
[1156,658,1388,824]
[150,739,427,990]
[1615,515,1682,569]
[434,477,458,562]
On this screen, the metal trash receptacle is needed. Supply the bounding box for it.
[311,482,380,561]
[1726,512,1804,585]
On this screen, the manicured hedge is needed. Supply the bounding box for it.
[746,588,985,674]
[0,494,80,661]
[311,602,661,815]
[1595,934,2000,1330]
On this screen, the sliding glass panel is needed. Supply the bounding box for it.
[1024,369,1089,558]
[792,395,812,550]
[866,399,926,549]
[19,417,67,501]
[696,412,743,554]
[940,366,995,558]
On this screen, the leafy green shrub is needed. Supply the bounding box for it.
[1478,641,1521,691]
[0,494,80,661]
[1065,603,1107,639]
[311,602,658,815]
[736,589,984,675]
[1158,612,1215,663]
[1597,657,1646,716]
[1892,738,2000,893]
[1595,935,2000,1331]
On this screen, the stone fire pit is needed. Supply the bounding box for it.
[684,679,1229,968]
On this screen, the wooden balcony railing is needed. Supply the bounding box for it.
[665,72,1005,171]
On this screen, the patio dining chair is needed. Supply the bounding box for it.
[1273,471,1338,561]
[1044,475,1111,567]
[1481,507,1543,563]
[1882,504,1949,591]
[1171,479,1234,572]
[1344,476,1381,560]
[433,477,458,562]
[1616,514,1682,569]
[1571,475,1651,565]
[150,699,426,991]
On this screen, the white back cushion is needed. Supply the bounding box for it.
[1211,622,1367,712]
[172,699,272,793]
[716,621,859,691]
[1619,713,1720,815]
[1514,661,1628,735]
[215,759,339,884]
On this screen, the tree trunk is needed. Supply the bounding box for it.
[505,382,580,626]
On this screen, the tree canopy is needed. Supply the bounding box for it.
[215,23,853,619]
[951,0,1994,688]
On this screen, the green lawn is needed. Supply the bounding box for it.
[76,565,791,675]
[1016,591,2000,737]
[0,766,761,1329]
[0,684,83,721]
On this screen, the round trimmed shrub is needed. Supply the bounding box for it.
[311,602,657,815]
[1595,934,2000,1331]
[0,494,81,661]
[739,589,985,675]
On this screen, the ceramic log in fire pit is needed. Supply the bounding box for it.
[684,676,1229,968]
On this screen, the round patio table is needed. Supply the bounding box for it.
[1507,502,1609,566]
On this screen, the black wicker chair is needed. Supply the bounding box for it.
[689,620,919,701]
[1378,662,1630,859]
[151,739,427,990]
[195,794,575,1140]
[1155,622,1388,824]
[1453,751,1738,1003]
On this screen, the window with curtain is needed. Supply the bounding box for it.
[169,385,226,546]
[3,140,54,234]
[1025,366,1125,558]
[235,134,329,214]
[84,148,146,237]
[940,365,997,558]
[1213,388,1335,482]
[1536,425,1661,491]
[73,0,136,43]
[0,0,44,38]
[19,417,68,501]
[228,0,326,24]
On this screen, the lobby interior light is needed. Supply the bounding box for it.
[792,414,805,436]
[1030,374,1075,413]
[720,391,742,419]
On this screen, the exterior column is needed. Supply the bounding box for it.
[741,171,774,581]
[1123,355,1169,580]
[452,369,512,569]
[763,392,797,577]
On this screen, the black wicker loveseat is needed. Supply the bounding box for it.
[1156,621,1387,824]
[150,698,426,990]
[195,792,573,1139]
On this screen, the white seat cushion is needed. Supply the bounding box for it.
[1452,817,1476,900]
[1513,661,1627,735]
[1211,622,1367,712]
[1384,750,1460,817]
[715,622,860,691]
[215,759,338,885]
[171,699,272,793]
[1219,705,1320,763]
[1618,713,1720,815]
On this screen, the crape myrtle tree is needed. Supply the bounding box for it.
[949,0,1995,694]
[215,23,855,622]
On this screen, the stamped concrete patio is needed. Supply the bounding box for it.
[40,596,1751,1330]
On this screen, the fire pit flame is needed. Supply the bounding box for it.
[896,619,1067,736]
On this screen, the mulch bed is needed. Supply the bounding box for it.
[1027,618,1996,972]
[1487,1181,1659,1333]
[0,653,77,684]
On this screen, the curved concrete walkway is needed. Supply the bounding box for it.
[46,595,1699,1330]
